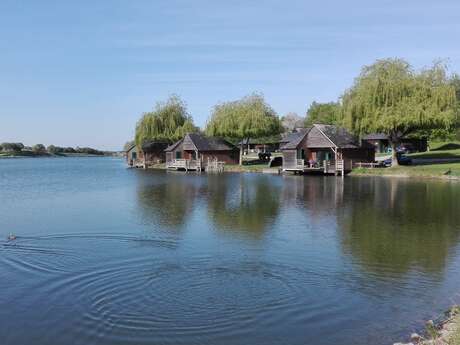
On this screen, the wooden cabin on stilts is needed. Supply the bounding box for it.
[164,133,239,173]
[281,124,375,176]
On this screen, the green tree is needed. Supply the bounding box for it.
[305,101,341,126]
[32,144,46,153]
[135,95,197,147]
[281,112,304,132]
[206,93,282,164]
[1,143,24,152]
[47,145,64,154]
[342,59,458,166]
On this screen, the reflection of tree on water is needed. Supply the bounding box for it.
[339,178,460,276]
[206,175,281,238]
[136,178,200,230]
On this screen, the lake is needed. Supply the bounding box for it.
[1,157,460,345]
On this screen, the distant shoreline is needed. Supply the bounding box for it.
[0,153,117,159]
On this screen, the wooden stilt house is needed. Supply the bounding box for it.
[165,133,239,172]
[281,124,375,175]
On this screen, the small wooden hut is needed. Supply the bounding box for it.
[125,144,138,167]
[362,133,427,153]
[238,136,281,154]
[139,141,169,167]
[281,124,375,174]
[165,133,239,171]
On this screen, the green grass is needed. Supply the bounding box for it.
[406,141,460,160]
[351,162,460,179]
[408,149,460,159]
[0,151,50,157]
[450,320,460,345]
[429,141,460,151]
[225,163,271,173]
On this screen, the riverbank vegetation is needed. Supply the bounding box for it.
[0,142,107,157]
[351,162,460,179]
[134,95,197,147]
[205,93,282,165]
[452,318,460,345]
[127,57,459,178]
[406,141,460,159]
[341,59,458,167]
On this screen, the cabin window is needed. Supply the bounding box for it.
[175,151,182,159]
[132,152,137,160]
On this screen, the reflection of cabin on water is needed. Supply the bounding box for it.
[281,124,375,175]
[165,133,239,172]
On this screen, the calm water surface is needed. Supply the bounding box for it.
[1,157,460,345]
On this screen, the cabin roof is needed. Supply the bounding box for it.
[315,124,362,149]
[281,124,371,150]
[142,141,169,152]
[165,133,236,152]
[280,128,311,149]
[164,139,183,152]
[362,133,389,140]
[279,128,309,144]
[125,144,136,153]
[238,135,281,145]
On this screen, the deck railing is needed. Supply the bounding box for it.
[352,161,381,169]
[296,159,304,168]
[206,158,225,173]
[166,159,203,171]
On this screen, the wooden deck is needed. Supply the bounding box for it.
[166,159,203,171]
[166,158,225,173]
[283,159,345,175]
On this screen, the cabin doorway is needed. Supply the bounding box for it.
[297,149,306,160]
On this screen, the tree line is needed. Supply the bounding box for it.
[0,143,105,155]
[131,58,460,166]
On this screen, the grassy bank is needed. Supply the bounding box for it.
[429,307,460,345]
[0,151,51,158]
[0,152,107,158]
[408,141,460,160]
[224,163,273,173]
[408,149,460,160]
[451,318,460,345]
[351,162,460,179]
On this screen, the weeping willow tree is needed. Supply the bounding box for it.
[135,95,197,146]
[205,93,282,164]
[342,59,458,166]
[305,101,341,126]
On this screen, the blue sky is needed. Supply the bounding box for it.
[1,0,459,150]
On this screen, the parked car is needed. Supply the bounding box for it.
[383,153,412,167]
[258,152,272,162]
